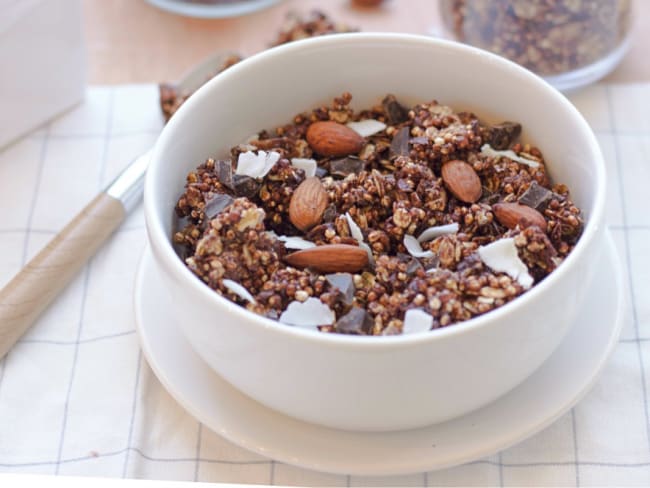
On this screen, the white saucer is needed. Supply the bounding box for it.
[134,233,623,476]
[145,0,281,19]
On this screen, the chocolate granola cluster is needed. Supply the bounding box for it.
[173,93,584,335]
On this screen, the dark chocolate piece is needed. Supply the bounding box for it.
[232,175,261,199]
[485,122,522,150]
[325,272,355,305]
[518,181,554,211]
[315,166,328,178]
[382,94,409,125]
[329,157,365,177]
[335,307,374,335]
[390,126,410,159]
[203,193,234,219]
[215,159,234,189]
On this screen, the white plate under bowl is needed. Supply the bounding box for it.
[134,232,623,476]
[146,0,281,18]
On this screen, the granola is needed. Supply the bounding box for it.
[173,93,584,335]
[440,0,631,77]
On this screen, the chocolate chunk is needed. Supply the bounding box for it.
[390,126,410,159]
[397,252,424,276]
[325,272,355,305]
[410,136,429,145]
[322,203,338,223]
[315,166,328,178]
[382,94,409,125]
[485,122,522,150]
[335,307,374,335]
[215,159,234,189]
[518,181,554,211]
[204,193,234,219]
[329,156,365,177]
[232,175,261,199]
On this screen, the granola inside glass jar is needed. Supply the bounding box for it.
[440,0,633,91]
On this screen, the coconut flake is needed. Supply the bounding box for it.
[236,150,281,178]
[222,279,257,304]
[417,223,459,243]
[478,238,534,289]
[277,235,316,250]
[291,158,317,177]
[403,309,433,334]
[268,230,316,250]
[344,213,374,265]
[359,242,375,267]
[403,234,434,259]
[346,119,387,137]
[344,212,364,243]
[481,144,540,168]
[279,297,335,328]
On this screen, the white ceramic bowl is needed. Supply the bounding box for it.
[144,33,606,432]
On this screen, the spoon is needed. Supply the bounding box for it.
[0,51,239,360]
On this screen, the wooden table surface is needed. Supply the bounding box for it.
[82,0,649,85]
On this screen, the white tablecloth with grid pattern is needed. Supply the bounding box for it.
[0,83,649,486]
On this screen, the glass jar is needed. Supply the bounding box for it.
[439,0,633,91]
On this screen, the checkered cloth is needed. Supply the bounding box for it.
[0,84,649,486]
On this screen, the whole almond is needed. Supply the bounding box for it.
[441,160,483,204]
[493,202,547,232]
[306,121,365,157]
[284,244,369,273]
[289,177,329,231]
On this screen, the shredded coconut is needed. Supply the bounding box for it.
[478,238,534,289]
[346,119,387,137]
[222,279,257,304]
[279,298,336,328]
[417,223,459,243]
[481,144,540,168]
[290,158,317,178]
[404,234,435,259]
[236,150,281,178]
[403,309,433,334]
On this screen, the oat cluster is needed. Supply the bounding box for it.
[173,93,584,335]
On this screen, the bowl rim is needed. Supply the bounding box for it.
[144,32,607,350]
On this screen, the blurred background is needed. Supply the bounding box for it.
[84,0,648,85]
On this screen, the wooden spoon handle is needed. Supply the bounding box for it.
[0,193,125,359]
